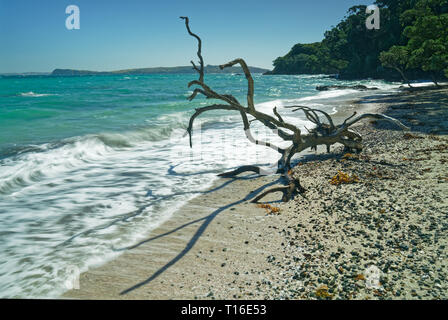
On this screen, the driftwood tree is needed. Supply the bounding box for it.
[181,17,409,203]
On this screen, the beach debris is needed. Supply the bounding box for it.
[355,274,366,281]
[403,132,424,140]
[181,16,409,203]
[257,204,281,215]
[315,285,333,299]
[329,171,360,185]
[342,153,358,160]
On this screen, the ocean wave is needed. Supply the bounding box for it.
[0,137,113,195]
[96,124,186,148]
[0,115,193,195]
[0,115,226,297]
[19,91,55,97]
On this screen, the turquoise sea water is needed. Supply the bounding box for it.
[0,73,399,297]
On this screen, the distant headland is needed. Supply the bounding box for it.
[50,65,270,76]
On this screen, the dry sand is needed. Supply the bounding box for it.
[64,87,448,300]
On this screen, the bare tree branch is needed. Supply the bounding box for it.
[219,59,255,111]
[187,104,240,147]
[342,111,357,126]
[338,113,410,132]
[273,107,284,123]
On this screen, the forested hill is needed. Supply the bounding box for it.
[267,0,448,82]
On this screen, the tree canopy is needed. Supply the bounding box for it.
[402,0,448,84]
[269,0,448,83]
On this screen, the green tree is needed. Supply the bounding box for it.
[403,0,448,86]
[380,46,413,87]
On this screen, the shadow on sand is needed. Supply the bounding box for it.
[119,175,280,295]
[362,87,448,135]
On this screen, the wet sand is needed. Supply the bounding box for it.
[64,87,448,300]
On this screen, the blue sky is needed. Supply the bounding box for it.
[0,0,374,73]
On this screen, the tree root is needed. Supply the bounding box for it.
[252,178,305,203]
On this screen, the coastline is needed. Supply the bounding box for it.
[63,87,448,300]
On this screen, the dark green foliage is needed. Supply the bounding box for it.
[270,42,346,74]
[402,0,448,84]
[269,0,447,81]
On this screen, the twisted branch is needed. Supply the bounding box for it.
[337,113,410,133]
[180,16,204,83]
[219,59,255,111]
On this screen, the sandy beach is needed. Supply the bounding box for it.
[64,87,448,300]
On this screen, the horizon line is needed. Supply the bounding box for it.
[0,63,273,75]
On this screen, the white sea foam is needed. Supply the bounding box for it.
[19,91,55,97]
[0,104,285,297]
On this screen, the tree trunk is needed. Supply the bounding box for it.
[431,73,440,87]
[395,67,412,88]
